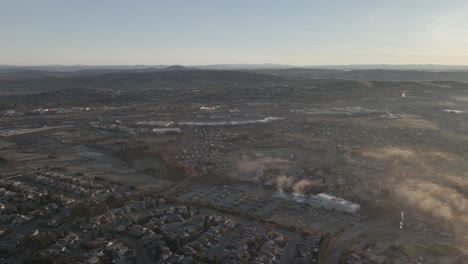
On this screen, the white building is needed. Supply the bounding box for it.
[152,128,181,134]
[4,110,15,116]
[272,192,306,203]
[308,193,360,215]
[137,121,174,127]
[292,193,306,203]
[56,108,74,114]
[272,192,289,199]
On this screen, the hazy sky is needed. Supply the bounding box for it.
[1,0,468,65]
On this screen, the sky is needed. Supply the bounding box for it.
[1,0,468,65]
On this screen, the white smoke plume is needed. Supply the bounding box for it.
[292,179,314,194]
[398,179,468,239]
[276,175,293,192]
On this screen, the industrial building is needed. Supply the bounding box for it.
[4,110,16,116]
[292,193,306,203]
[272,192,288,199]
[152,128,181,134]
[308,193,360,215]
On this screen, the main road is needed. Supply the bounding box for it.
[325,216,395,263]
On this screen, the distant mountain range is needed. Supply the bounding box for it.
[2,65,468,83]
[0,67,284,92]
[300,64,468,71]
[257,68,468,82]
[2,64,468,72]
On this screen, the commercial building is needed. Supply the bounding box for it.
[308,193,360,215]
[4,110,16,116]
[292,193,306,203]
[152,128,181,134]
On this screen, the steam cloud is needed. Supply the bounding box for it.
[276,176,314,194]
[292,179,314,194]
[398,179,468,239]
[276,175,293,192]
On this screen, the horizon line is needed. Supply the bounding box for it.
[2,63,468,67]
[0,63,468,70]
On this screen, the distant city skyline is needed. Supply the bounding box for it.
[1,0,468,65]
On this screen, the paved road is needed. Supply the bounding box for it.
[326,217,395,264]
[280,237,299,264]
[0,168,50,182]
[160,174,201,196]
[121,235,152,264]
[214,226,245,259]
[0,159,89,182]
